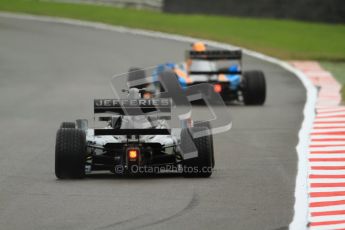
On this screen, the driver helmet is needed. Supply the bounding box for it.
[191,42,207,52]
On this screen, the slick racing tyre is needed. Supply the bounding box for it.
[181,127,213,178]
[60,122,76,129]
[194,121,214,168]
[242,70,266,105]
[55,128,86,179]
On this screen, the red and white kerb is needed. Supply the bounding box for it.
[291,61,345,230]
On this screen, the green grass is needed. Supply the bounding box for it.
[0,0,345,61]
[321,62,345,101]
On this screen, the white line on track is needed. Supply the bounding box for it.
[312,129,345,134]
[311,142,345,146]
[312,135,345,140]
[314,124,345,128]
[311,170,345,175]
[315,118,345,122]
[311,204,345,212]
[309,162,345,167]
[310,197,345,203]
[310,224,345,230]
[317,112,345,118]
[309,188,345,193]
[309,179,345,183]
[310,179,345,183]
[310,215,345,223]
[309,155,345,158]
[310,146,345,152]
[318,108,345,113]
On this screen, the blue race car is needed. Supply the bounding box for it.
[153,45,266,105]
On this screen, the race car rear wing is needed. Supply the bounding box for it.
[94,128,170,136]
[189,70,242,75]
[94,99,172,115]
[186,50,242,60]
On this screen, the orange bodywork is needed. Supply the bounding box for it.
[174,68,193,84]
[218,74,228,82]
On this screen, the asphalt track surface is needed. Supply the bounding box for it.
[0,16,306,230]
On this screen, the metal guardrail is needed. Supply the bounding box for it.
[48,0,163,11]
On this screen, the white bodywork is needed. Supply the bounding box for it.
[188,60,218,81]
[86,127,179,156]
[86,88,181,156]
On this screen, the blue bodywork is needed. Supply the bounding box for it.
[227,65,241,90]
[153,63,241,91]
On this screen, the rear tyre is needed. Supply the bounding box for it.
[242,70,266,105]
[181,127,213,178]
[60,122,76,129]
[194,121,214,168]
[55,128,86,179]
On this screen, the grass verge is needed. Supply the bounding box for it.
[0,0,344,61]
[321,62,345,101]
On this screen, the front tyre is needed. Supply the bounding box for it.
[242,70,266,105]
[55,128,86,179]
